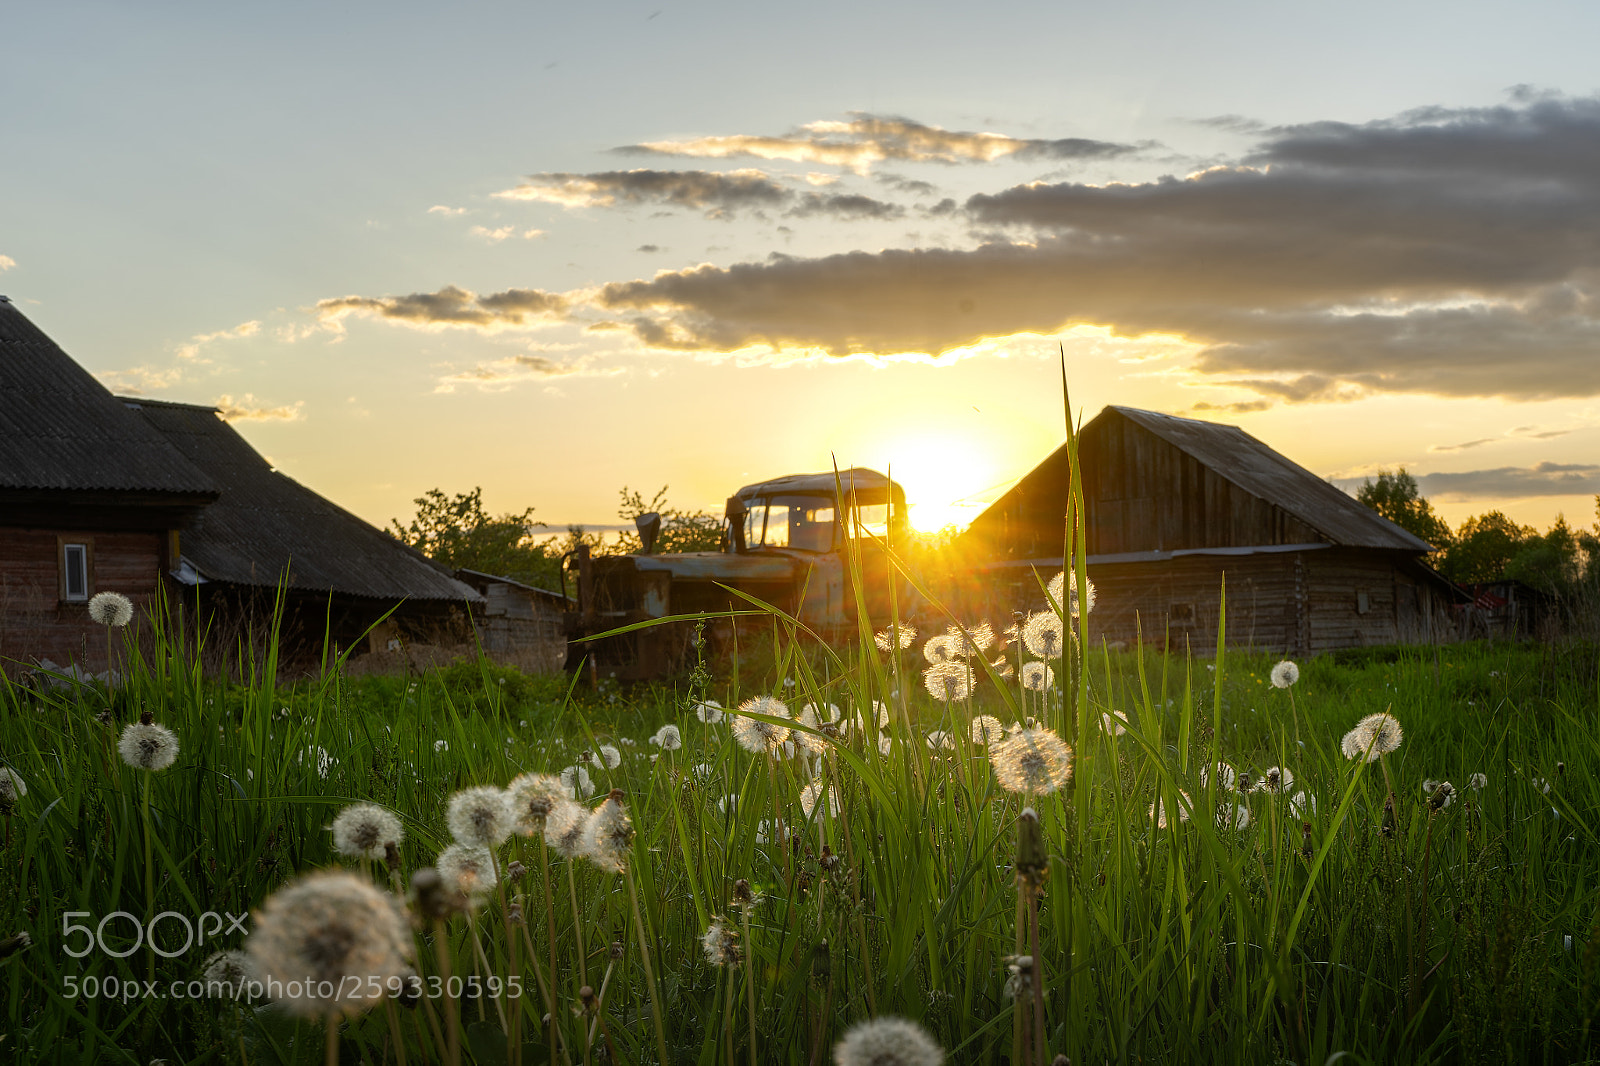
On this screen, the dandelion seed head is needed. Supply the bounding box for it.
[1020,660,1054,692]
[1150,790,1193,828]
[923,661,974,702]
[445,786,513,848]
[799,779,838,818]
[1046,570,1094,617]
[1218,803,1252,830]
[433,739,449,753]
[597,744,622,769]
[925,729,954,751]
[559,765,595,799]
[874,623,916,651]
[877,734,892,756]
[88,591,134,628]
[650,724,682,751]
[201,950,254,998]
[1101,712,1128,737]
[1257,766,1294,794]
[1340,712,1403,762]
[435,843,498,902]
[544,799,588,857]
[0,768,25,810]
[990,728,1073,795]
[1288,791,1316,818]
[731,696,791,753]
[581,791,634,874]
[1426,780,1456,812]
[794,704,834,755]
[117,722,179,771]
[1198,761,1236,791]
[1021,611,1067,659]
[922,633,960,664]
[701,918,741,967]
[833,1015,944,1066]
[970,715,1004,745]
[246,870,411,1019]
[990,656,1015,680]
[946,622,995,657]
[331,802,403,860]
[1270,660,1300,689]
[694,699,724,724]
[507,772,565,835]
[1468,772,1487,790]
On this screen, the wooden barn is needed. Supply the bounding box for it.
[0,297,484,677]
[453,569,571,674]
[956,405,1464,655]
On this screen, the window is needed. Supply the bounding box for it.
[1169,601,1195,626]
[743,496,836,552]
[1356,589,1371,615]
[60,540,92,602]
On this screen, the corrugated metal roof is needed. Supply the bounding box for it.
[1107,406,1432,552]
[130,398,481,603]
[735,467,904,501]
[0,302,217,497]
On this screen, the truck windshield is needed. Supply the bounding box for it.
[743,496,892,551]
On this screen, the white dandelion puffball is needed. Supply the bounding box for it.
[560,765,595,799]
[581,792,635,874]
[794,704,835,756]
[0,768,26,806]
[923,662,974,702]
[731,696,791,753]
[1288,791,1317,818]
[1425,780,1457,810]
[799,779,838,819]
[507,772,565,834]
[1270,660,1300,689]
[650,724,683,751]
[833,1014,944,1066]
[1198,761,1236,791]
[1218,803,1252,831]
[970,715,1005,746]
[877,734,893,757]
[1340,712,1403,762]
[201,950,254,999]
[246,870,411,1019]
[1150,790,1193,829]
[543,799,588,858]
[1468,772,1487,790]
[118,722,180,771]
[922,633,960,664]
[701,919,741,966]
[1046,570,1094,617]
[946,622,995,657]
[925,729,954,751]
[694,699,724,724]
[88,591,134,628]
[1101,712,1128,737]
[433,739,449,753]
[331,802,404,860]
[1021,611,1067,659]
[436,843,498,899]
[595,744,621,769]
[851,701,891,733]
[446,786,513,848]
[1257,766,1294,794]
[874,623,916,651]
[989,728,1074,795]
[1020,661,1054,692]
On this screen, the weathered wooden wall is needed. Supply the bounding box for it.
[480,583,567,673]
[0,527,164,672]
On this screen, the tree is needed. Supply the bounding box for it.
[610,485,724,554]
[1438,511,1534,584]
[388,487,561,589]
[1355,468,1453,552]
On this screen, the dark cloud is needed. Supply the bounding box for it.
[637,244,661,253]
[877,173,939,196]
[616,113,1139,171]
[787,192,905,221]
[1416,462,1600,500]
[495,169,790,217]
[589,97,1600,399]
[317,285,566,332]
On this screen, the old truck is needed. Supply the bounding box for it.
[561,468,911,679]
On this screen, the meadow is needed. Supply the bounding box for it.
[0,591,1596,1065]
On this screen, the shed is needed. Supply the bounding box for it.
[956,406,1465,655]
[454,569,571,673]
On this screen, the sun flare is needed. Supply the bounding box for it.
[877,432,1004,533]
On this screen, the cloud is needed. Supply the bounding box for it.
[97,318,260,394]
[617,113,1139,173]
[468,225,542,242]
[584,96,1600,400]
[433,351,620,392]
[1428,438,1497,453]
[1415,462,1600,501]
[215,394,305,423]
[786,192,905,221]
[494,168,790,217]
[428,205,468,216]
[315,285,567,333]
[0,254,14,271]
[177,319,260,363]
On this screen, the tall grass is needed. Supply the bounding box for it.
[1,581,1596,1064]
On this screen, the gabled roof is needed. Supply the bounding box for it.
[736,467,904,502]
[0,299,216,499]
[1104,406,1432,552]
[128,397,480,604]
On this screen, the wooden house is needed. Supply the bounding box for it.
[453,569,571,673]
[956,406,1464,655]
[0,297,482,676]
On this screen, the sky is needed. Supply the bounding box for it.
[5,1,1600,537]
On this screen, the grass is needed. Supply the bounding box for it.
[0,598,1597,1064]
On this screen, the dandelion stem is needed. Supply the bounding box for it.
[434,919,461,1066]
[141,772,155,987]
[469,911,506,1031]
[567,860,588,991]
[742,904,758,1066]
[384,997,408,1066]
[625,868,671,1065]
[324,1017,339,1066]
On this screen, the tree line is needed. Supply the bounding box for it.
[1355,469,1600,602]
